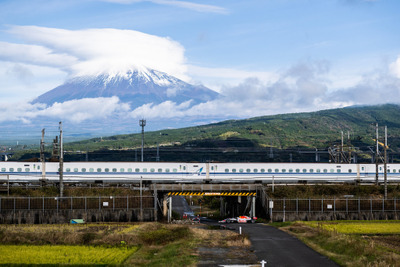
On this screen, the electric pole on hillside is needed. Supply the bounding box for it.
[375,123,379,185]
[59,122,64,197]
[40,128,46,186]
[384,126,388,199]
[139,119,146,162]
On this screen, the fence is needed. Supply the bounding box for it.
[268,198,399,214]
[0,196,155,212]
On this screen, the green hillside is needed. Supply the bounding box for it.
[65,104,400,152]
[12,104,400,162]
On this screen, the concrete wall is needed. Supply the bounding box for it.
[0,209,155,224]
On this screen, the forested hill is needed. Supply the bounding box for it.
[66,104,400,153]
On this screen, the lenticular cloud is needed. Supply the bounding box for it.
[6,26,189,80]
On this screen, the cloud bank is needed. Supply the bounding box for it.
[1,26,188,80]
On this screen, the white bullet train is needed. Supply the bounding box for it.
[1,161,400,184]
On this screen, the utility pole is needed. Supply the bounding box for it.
[59,122,64,197]
[384,126,388,199]
[40,129,46,186]
[139,119,146,162]
[340,131,344,163]
[375,123,379,185]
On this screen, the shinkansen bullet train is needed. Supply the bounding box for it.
[1,161,400,184]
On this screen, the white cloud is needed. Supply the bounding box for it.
[390,56,400,79]
[4,26,189,80]
[0,97,130,124]
[102,0,228,14]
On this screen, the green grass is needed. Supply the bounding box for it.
[304,220,400,235]
[277,221,400,266]
[0,244,138,265]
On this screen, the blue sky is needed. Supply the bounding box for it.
[0,0,399,130]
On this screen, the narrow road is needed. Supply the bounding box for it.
[228,223,338,267]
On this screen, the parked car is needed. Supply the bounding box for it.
[218,218,238,224]
[237,216,257,223]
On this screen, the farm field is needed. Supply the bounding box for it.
[0,222,252,266]
[278,220,400,266]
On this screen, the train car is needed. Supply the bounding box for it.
[1,161,400,184]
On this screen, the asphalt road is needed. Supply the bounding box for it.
[226,223,338,267]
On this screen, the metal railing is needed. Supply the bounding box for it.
[0,196,154,212]
[268,198,399,213]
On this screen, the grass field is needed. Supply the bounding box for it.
[304,220,400,235]
[0,222,251,266]
[0,245,138,265]
[276,220,400,266]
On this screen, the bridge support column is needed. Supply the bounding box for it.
[163,195,168,218]
[168,196,172,223]
[252,196,256,218]
[220,197,225,217]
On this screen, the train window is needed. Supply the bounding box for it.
[323,169,327,173]
[282,169,286,173]
[120,168,124,172]
[379,167,382,171]
[10,168,14,172]
[173,168,177,172]
[225,169,229,173]
[289,169,293,173]
[211,166,214,171]
[166,168,170,173]
[25,168,30,172]
[135,168,140,172]
[158,168,162,172]
[232,169,237,173]
[258,169,263,173]
[82,168,86,172]
[268,169,272,173]
[239,169,244,173]
[337,169,341,173]
[17,168,22,172]
[37,166,40,170]
[330,169,334,173]
[143,168,147,172]
[74,168,78,172]
[66,168,71,172]
[128,168,132,172]
[302,169,307,173]
[112,168,117,172]
[393,169,396,173]
[97,168,102,172]
[275,169,279,173]
[150,168,155,172]
[254,169,258,173]
[348,169,352,173]
[296,169,300,173]
[183,166,186,171]
[105,168,110,172]
[309,169,314,173]
[246,169,251,173]
[89,168,94,172]
[388,169,391,173]
[316,169,321,173]
[361,167,365,171]
[1,168,5,172]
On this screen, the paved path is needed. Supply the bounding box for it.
[227,223,338,267]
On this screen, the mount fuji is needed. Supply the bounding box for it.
[32,68,218,108]
[0,68,221,142]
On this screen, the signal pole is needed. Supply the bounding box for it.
[59,122,64,197]
[139,119,146,162]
